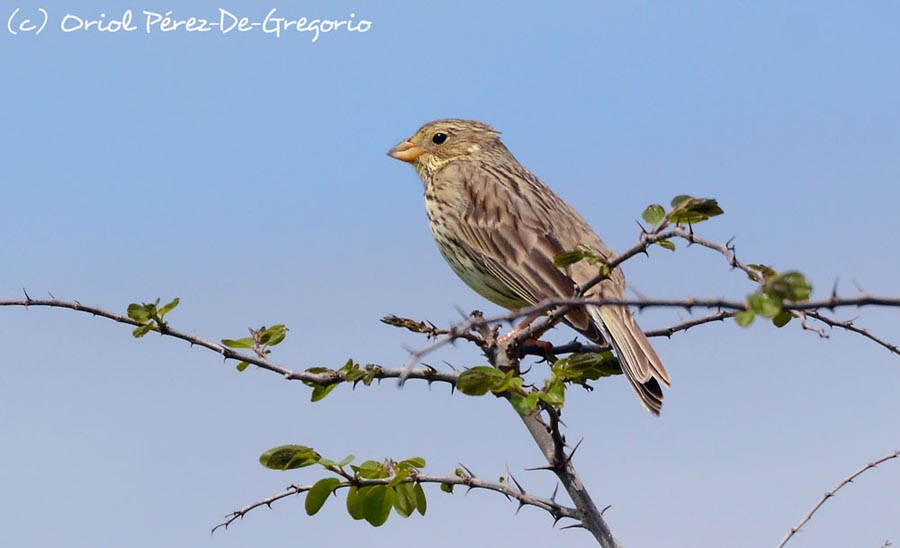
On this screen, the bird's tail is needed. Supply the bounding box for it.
[588,305,671,415]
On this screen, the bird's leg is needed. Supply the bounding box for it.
[497,311,546,346]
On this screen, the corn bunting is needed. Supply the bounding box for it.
[388,119,670,415]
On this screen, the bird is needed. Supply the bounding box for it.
[387,119,670,415]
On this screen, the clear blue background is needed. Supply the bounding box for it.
[2,1,898,547]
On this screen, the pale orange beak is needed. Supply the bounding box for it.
[388,139,426,163]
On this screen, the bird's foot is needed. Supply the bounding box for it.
[496,311,544,346]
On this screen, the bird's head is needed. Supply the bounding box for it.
[388,119,502,178]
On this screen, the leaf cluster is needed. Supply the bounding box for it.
[258,445,427,527]
[455,352,622,417]
[642,195,724,250]
[302,359,380,402]
[735,268,813,327]
[126,297,179,337]
[222,324,289,372]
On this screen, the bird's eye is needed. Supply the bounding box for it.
[432,132,448,145]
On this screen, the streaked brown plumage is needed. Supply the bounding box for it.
[388,119,671,415]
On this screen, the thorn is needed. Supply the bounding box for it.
[524,465,555,472]
[550,483,560,502]
[600,504,612,516]
[22,288,33,302]
[831,278,839,299]
[561,523,586,531]
[552,513,565,527]
[566,438,584,463]
[508,470,526,494]
[852,280,867,295]
[458,463,475,478]
[515,501,526,514]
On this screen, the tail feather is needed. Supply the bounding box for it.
[588,305,670,415]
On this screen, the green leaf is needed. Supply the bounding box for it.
[157,298,179,317]
[509,392,539,416]
[456,366,506,396]
[552,351,621,382]
[772,310,793,328]
[221,338,254,349]
[393,483,416,517]
[671,195,693,208]
[490,369,523,394]
[399,457,426,469]
[655,239,676,251]
[413,482,427,515]
[734,310,755,327]
[596,262,611,278]
[259,445,320,470]
[553,244,602,268]
[305,477,341,516]
[235,361,250,372]
[748,293,782,319]
[780,271,812,301]
[310,383,338,402]
[336,454,355,467]
[440,482,454,494]
[669,196,724,225]
[346,486,366,520]
[127,303,151,322]
[387,468,410,488]
[747,264,777,282]
[553,250,587,268]
[363,485,394,526]
[355,460,381,471]
[538,380,565,408]
[259,324,288,346]
[132,324,154,338]
[642,204,666,225]
[352,460,388,480]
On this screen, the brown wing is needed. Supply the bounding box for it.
[433,157,671,415]
[433,158,623,335]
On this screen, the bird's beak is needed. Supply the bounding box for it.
[388,140,426,163]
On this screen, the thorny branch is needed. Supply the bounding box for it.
[395,294,900,375]
[482,328,621,548]
[395,224,900,378]
[0,296,460,388]
[212,471,579,534]
[777,449,900,548]
[3,223,900,546]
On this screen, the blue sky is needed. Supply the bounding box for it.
[2,1,899,547]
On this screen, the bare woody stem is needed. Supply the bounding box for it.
[487,338,620,548]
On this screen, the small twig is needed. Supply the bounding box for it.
[211,471,579,534]
[804,311,900,356]
[396,295,900,371]
[0,298,461,389]
[777,449,900,548]
[520,310,736,356]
